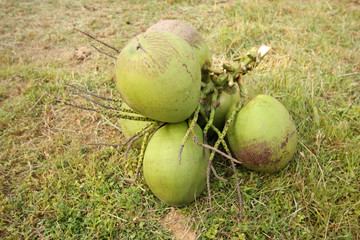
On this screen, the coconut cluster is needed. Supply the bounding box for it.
[115,20,297,207]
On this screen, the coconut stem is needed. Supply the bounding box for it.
[199,110,231,155]
[120,131,151,182]
[120,122,164,183]
[207,67,223,75]
[61,101,98,112]
[207,45,271,90]
[192,135,241,164]
[236,45,270,75]
[98,109,156,122]
[178,104,201,165]
[222,104,243,219]
[66,84,123,103]
[90,44,117,59]
[86,142,125,147]
[203,89,218,138]
[114,107,138,114]
[86,123,156,167]
[211,165,228,183]
[74,28,121,53]
[124,123,157,162]
[62,99,141,119]
[205,103,240,209]
[74,93,119,111]
[230,157,243,220]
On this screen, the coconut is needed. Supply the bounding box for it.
[115,31,202,123]
[143,122,207,207]
[226,95,297,173]
[212,87,241,131]
[146,19,212,70]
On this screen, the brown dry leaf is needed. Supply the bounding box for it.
[73,46,91,61]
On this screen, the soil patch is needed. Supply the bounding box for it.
[161,208,197,240]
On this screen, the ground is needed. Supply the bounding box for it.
[0,0,359,239]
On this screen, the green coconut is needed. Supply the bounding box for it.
[226,95,297,173]
[119,103,151,148]
[115,31,201,123]
[143,122,207,207]
[146,19,212,70]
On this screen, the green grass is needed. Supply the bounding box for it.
[1,0,359,239]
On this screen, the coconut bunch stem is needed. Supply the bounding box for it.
[207,45,270,91]
[178,104,201,165]
[121,122,165,182]
[203,89,218,138]
[74,28,120,54]
[205,103,240,209]
[59,86,155,122]
[66,84,123,103]
[120,131,151,182]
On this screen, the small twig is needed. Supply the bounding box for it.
[202,135,213,209]
[88,122,155,148]
[91,44,117,59]
[74,28,121,53]
[211,165,228,182]
[192,135,242,164]
[63,99,145,121]
[27,93,46,113]
[124,133,145,162]
[337,72,360,77]
[229,158,243,220]
[74,93,137,114]
[195,131,242,217]
[62,99,153,121]
[66,84,122,102]
[37,230,45,240]
[130,131,151,182]
[118,166,141,183]
[25,230,45,240]
[120,124,158,183]
[101,211,128,222]
[74,93,119,110]
[206,155,213,209]
[62,101,98,112]
[220,105,243,220]
[87,142,125,147]
[25,232,37,240]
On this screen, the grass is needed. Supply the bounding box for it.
[0,0,359,239]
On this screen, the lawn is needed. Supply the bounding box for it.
[0,0,359,239]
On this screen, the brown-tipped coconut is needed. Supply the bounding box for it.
[226,95,297,173]
[115,31,201,123]
[146,20,212,70]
